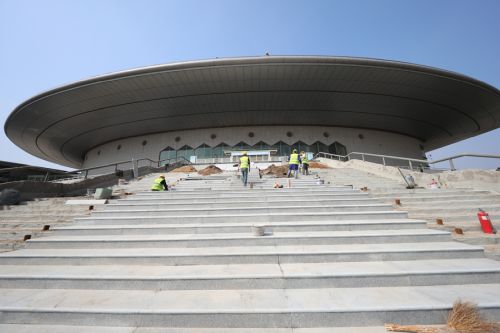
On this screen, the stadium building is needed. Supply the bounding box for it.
[5,56,500,169]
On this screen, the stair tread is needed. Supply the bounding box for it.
[0,242,481,257]
[29,229,449,242]
[1,258,499,279]
[1,284,500,312]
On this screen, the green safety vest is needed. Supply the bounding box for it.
[302,154,309,164]
[151,177,164,191]
[240,156,250,169]
[289,153,299,165]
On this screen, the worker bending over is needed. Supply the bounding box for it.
[151,175,168,191]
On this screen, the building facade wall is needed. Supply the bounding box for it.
[82,125,425,170]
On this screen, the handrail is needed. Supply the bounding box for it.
[315,151,500,171]
[63,156,192,180]
[427,153,500,170]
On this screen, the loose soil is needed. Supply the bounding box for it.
[198,165,223,176]
[309,162,330,169]
[261,164,289,177]
[170,165,198,173]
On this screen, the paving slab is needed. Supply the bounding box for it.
[27,229,451,249]
[0,285,499,327]
[1,258,499,290]
[0,242,484,265]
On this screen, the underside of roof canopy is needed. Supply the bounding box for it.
[5,56,500,168]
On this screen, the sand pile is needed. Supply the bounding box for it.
[170,165,197,173]
[262,164,289,177]
[198,165,223,176]
[309,162,330,169]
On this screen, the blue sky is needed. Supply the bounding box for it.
[1,0,499,170]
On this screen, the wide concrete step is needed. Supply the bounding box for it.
[135,188,356,196]
[375,194,500,203]
[0,284,499,327]
[406,206,500,215]
[371,189,490,196]
[115,192,371,202]
[400,199,500,208]
[0,325,392,333]
[75,211,409,224]
[331,180,401,185]
[172,186,332,191]
[53,219,428,235]
[106,198,381,210]
[0,215,86,221]
[174,181,328,185]
[1,258,499,290]
[92,204,394,217]
[0,242,484,265]
[0,207,89,213]
[26,229,451,249]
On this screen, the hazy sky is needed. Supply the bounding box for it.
[1,0,499,170]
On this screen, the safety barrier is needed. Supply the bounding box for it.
[315,152,500,171]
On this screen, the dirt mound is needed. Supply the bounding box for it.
[170,165,197,173]
[198,165,223,176]
[309,162,330,169]
[261,164,289,177]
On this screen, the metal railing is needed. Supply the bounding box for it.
[315,151,500,171]
[52,156,192,181]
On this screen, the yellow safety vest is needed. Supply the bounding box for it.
[289,153,299,165]
[302,154,309,164]
[151,177,164,191]
[240,156,250,169]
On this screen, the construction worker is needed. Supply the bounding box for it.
[151,175,168,191]
[239,152,250,186]
[287,149,301,179]
[300,151,310,175]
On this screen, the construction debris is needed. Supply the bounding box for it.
[261,164,288,177]
[198,165,223,176]
[308,162,330,169]
[385,300,500,332]
[170,165,197,173]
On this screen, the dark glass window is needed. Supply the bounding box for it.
[252,141,271,150]
[176,145,194,161]
[195,143,212,159]
[311,141,328,154]
[159,146,176,165]
[212,142,230,158]
[329,141,347,156]
[233,141,251,150]
[292,141,311,153]
[272,141,291,156]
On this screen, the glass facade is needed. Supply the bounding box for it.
[159,146,176,164]
[159,140,345,162]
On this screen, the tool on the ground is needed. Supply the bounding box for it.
[385,300,500,332]
[477,209,496,234]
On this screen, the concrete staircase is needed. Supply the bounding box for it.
[318,165,500,257]
[0,197,91,252]
[1,171,500,331]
